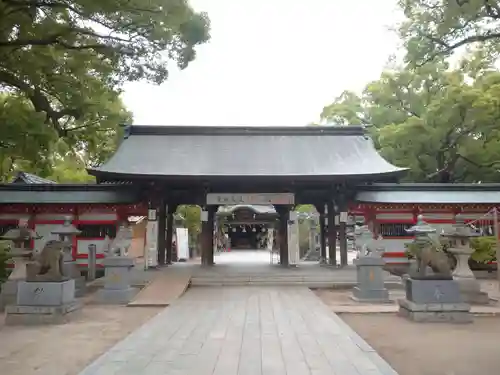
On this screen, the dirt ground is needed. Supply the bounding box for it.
[342,314,500,375]
[0,304,162,375]
[316,278,500,375]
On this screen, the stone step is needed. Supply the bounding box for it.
[190,280,352,287]
[190,278,403,288]
[190,278,349,283]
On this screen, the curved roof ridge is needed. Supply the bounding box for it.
[125,124,366,137]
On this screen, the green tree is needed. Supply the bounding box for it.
[398,0,500,66]
[176,205,202,248]
[321,60,500,183]
[0,241,12,286]
[46,154,96,183]
[0,93,54,180]
[0,0,210,138]
[0,91,132,182]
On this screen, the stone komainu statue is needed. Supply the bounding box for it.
[26,240,66,281]
[414,240,452,278]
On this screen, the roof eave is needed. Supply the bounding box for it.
[88,169,408,182]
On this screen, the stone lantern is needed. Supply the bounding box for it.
[441,214,489,304]
[0,219,40,309]
[406,215,436,246]
[1,219,40,280]
[51,216,85,296]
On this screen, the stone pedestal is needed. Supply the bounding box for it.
[0,279,18,311]
[5,280,81,325]
[454,277,490,305]
[96,257,138,304]
[449,249,489,304]
[351,256,390,303]
[0,250,31,311]
[398,278,472,323]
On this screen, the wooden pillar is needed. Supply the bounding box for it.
[339,220,348,266]
[314,203,327,263]
[276,206,290,266]
[327,201,337,266]
[338,201,348,267]
[201,206,216,266]
[157,200,167,266]
[166,204,178,264]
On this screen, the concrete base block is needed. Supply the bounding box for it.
[461,291,490,305]
[17,279,75,306]
[95,287,139,305]
[455,278,490,305]
[0,279,20,311]
[398,298,472,323]
[5,301,82,325]
[351,286,391,303]
[74,276,86,297]
[405,278,462,304]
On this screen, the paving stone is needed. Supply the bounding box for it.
[78,286,400,375]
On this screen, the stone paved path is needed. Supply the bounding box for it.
[78,286,398,375]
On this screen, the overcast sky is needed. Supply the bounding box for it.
[122,0,401,126]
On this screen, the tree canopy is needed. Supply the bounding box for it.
[0,0,210,182]
[321,59,500,183]
[399,0,500,66]
[320,0,500,183]
[0,89,132,182]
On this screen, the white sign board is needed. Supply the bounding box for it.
[175,228,190,261]
[288,213,300,266]
[144,221,158,269]
[200,210,208,222]
[267,229,274,251]
[147,209,157,221]
[206,193,294,205]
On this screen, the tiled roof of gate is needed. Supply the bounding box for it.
[88,125,407,179]
[356,183,500,204]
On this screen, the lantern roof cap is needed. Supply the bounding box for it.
[1,219,41,240]
[406,214,436,234]
[441,214,480,238]
[51,216,81,236]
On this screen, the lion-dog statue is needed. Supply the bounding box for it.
[414,239,452,278]
[26,240,67,282]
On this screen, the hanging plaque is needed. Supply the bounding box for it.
[206,193,294,205]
